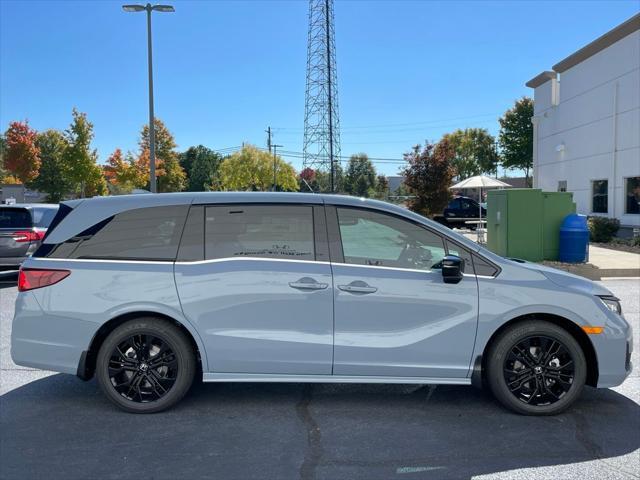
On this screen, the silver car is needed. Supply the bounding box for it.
[0,203,59,269]
[10,193,633,414]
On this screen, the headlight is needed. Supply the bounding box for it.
[598,295,622,315]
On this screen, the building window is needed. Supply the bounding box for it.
[557,181,567,192]
[591,180,608,214]
[626,177,640,215]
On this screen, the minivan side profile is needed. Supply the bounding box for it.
[10,193,633,414]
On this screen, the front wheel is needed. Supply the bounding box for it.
[486,320,587,415]
[96,317,196,413]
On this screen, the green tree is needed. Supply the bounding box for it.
[218,144,298,192]
[315,163,345,193]
[402,139,455,217]
[443,128,498,179]
[374,174,389,200]
[344,153,377,197]
[30,130,72,202]
[180,145,223,191]
[139,119,186,192]
[4,120,41,184]
[63,108,102,197]
[499,97,534,185]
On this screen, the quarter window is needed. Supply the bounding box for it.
[592,180,608,214]
[336,208,446,271]
[204,205,315,261]
[45,205,189,261]
[625,177,640,214]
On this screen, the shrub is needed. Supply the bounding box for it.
[588,217,620,243]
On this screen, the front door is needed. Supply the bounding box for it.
[329,206,479,378]
[175,204,333,375]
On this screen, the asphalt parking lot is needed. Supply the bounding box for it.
[1,274,639,480]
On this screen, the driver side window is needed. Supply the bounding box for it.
[336,208,446,271]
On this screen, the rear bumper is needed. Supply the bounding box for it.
[10,292,96,375]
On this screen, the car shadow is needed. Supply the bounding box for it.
[0,270,17,289]
[1,374,638,480]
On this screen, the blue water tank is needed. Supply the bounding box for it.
[559,214,589,263]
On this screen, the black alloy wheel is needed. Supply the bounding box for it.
[487,320,586,415]
[108,333,179,403]
[96,317,196,413]
[503,335,575,406]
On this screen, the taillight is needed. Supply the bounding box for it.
[18,268,70,292]
[13,230,45,243]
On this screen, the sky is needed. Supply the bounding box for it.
[1,0,638,176]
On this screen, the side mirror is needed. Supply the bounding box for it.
[442,255,464,284]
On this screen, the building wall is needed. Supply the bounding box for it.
[532,30,640,227]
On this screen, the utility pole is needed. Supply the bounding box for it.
[272,144,283,192]
[266,126,272,154]
[325,0,334,192]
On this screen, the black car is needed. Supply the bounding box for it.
[0,204,59,269]
[435,196,486,229]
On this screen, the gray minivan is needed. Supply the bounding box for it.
[10,193,633,414]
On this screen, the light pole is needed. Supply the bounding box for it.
[122,3,174,193]
[272,144,283,192]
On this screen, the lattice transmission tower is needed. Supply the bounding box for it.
[303,0,341,192]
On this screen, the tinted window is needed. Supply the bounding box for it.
[448,199,461,209]
[445,240,473,274]
[473,253,499,277]
[32,207,59,228]
[337,208,445,270]
[177,206,204,261]
[47,205,188,260]
[592,180,608,213]
[0,208,32,229]
[205,205,315,261]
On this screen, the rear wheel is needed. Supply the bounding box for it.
[96,317,196,413]
[486,320,586,415]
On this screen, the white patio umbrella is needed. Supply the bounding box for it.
[450,175,512,240]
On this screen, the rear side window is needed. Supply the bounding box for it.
[205,205,315,261]
[0,208,32,229]
[32,207,59,228]
[45,205,189,261]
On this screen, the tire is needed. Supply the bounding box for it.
[486,320,586,416]
[96,317,196,413]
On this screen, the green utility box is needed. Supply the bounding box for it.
[487,189,575,262]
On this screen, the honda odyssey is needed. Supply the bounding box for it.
[10,193,633,414]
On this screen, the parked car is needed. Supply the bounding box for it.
[0,204,59,270]
[434,196,486,229]
[11,193,632,414]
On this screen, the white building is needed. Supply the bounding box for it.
[527,14,640,232]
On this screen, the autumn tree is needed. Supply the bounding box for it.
[402,139,455,217]
[63,108,106,197]
[443,128,498,179]
[30,130,72,202]
[179,145,223,191]
[218,144,298,192]
[499,97,534,185]
[139,119,186,192]
[298,167,319,192]
[3,121,41,184]
[0,136,7,183]
[344,154,377,197]
[104,148,148,194]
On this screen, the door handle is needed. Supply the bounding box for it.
[289,277,329,290]
[338,283,378,294]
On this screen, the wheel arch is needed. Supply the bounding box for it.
[473,313,599,388]
[78,311,204,381]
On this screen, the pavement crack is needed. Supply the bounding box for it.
[572,409,604,459]
[296,384,322,480]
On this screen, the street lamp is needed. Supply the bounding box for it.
[122,3,175,193]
